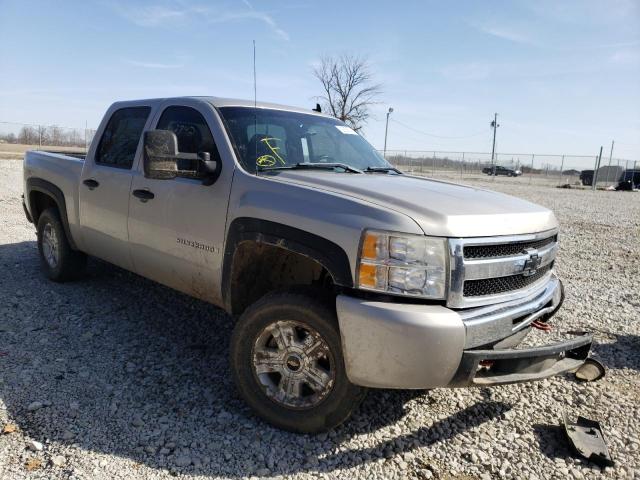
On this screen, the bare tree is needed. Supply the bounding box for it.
[313,55,381,131]
[18,126,39,145]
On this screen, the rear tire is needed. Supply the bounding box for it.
[37,208,86,282]
[230,290,366,433]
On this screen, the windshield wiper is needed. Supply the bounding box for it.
[364,166,403,174]
[258,162,363,174]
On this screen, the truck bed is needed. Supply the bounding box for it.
[23,150,85,237]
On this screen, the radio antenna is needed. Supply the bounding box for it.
[253,40,257,109]
[253,39,259,176]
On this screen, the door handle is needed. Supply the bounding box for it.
[83,179,99,190]
[132,189,155,202]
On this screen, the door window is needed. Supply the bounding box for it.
[96,107,151,168]
[156,106,221,177]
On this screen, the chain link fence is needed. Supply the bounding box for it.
[1,121,637,190]
[0,121,97,159]
[382,150,639,189]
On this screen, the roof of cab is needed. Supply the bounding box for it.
[111,96,332,118]
[205,96,332,117]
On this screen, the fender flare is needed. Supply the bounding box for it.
[222,217,353,311]
[26,177,79,250]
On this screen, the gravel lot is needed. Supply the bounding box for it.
[1,159,638,480]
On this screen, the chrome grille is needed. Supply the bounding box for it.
[463,235,557,259]
[463,264,553,297]
[448,230,558,308]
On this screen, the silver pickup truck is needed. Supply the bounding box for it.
[23,97,592,432]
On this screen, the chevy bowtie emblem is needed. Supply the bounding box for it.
[522,249,542,276]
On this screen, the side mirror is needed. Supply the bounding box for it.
[143,130,179,180]
[143,130,221,185]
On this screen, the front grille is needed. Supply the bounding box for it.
[464,235,557,259]
[463,263,552,297]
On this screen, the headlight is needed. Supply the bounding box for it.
[356,230,447,299]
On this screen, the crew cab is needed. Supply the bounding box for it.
[483,165,522,177]
[23,97,592,432]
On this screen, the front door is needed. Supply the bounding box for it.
[79,106,152,270]
[127,102,234,306]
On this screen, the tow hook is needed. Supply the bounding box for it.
[532,320,552,331]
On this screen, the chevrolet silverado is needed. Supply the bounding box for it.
[23,97,592,432]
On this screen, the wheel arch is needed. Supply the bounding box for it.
[26,178,79,250]
[222,218,353,315]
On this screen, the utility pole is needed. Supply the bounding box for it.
[490,113,499,170]
[383,107,393,159]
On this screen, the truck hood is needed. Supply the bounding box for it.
[268,171,557,237]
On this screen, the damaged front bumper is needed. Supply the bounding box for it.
[448,335,592,387]
[336,274,592,389]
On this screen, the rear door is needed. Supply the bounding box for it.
[127,101,234,305]
[79,105,153,270]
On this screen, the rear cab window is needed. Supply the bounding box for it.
[95,107,151,169]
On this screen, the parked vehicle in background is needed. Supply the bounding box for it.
[22,96,592,433]
[615,169,640,191]
[482,165,522,177]
[580,170,594,186]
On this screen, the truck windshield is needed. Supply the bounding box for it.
[218,106,392,173]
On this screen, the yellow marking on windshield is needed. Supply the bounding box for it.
[256,137,286,166]
[256,155,277,167]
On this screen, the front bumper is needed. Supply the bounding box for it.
[336,274,592,389]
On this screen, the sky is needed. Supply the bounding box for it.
[1,0,639,162]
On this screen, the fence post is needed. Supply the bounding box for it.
[623,160,629,187]
[626,160,629,181]
[592,147,603,191]
[460,152,464,180]
[529,154,535,184]
[432,152,436,177]
[559,155,565,185]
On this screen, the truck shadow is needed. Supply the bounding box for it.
[592,334,640,372]
[1,240,509,477]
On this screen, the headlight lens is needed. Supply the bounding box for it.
[357,230,447,299]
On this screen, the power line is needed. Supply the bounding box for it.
[390,118,488,139]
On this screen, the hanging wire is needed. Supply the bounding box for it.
[390,118,488,139]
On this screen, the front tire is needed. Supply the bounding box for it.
[37,208,86,282]
[230,290,366,433]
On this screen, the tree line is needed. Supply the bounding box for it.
[0,125,93,147]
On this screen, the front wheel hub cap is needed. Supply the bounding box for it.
[252,320,335,409]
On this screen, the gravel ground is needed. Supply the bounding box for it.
[1,159,639,480]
